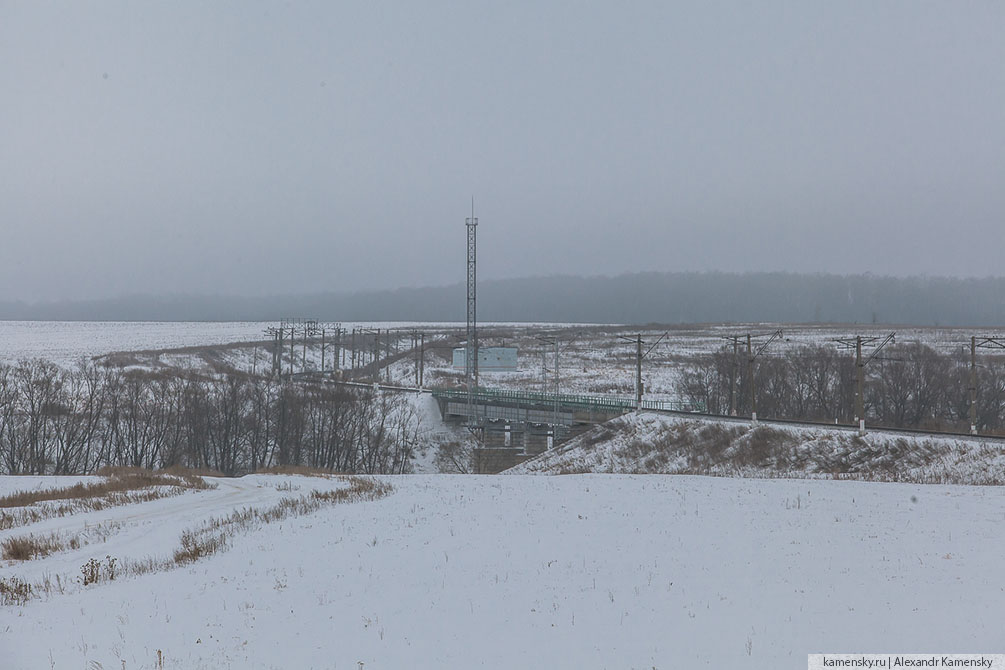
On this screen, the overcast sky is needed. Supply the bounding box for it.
[1,1,1002,301]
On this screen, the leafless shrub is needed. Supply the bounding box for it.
[79,555,118,586]
[435,440,472,474]
[577,425,619,449]
[0,576,33,605]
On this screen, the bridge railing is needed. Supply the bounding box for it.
[431,388,705,414]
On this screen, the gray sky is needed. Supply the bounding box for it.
[1,1,1003,302]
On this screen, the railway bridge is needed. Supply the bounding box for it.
[431,388,703,473]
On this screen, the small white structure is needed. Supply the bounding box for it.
[452,347,518,372]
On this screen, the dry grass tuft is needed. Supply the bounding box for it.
[0,576,33,605]
[2,533,76,561]
[256,465,345,478]
[0,469,208,509]
[161,465,227,478]
[0,469,212,531]
[93,465,150,478]
[169,476,391,568]
[172,530,228,565]
[4,476,392,603]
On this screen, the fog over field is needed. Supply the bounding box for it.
[2,3,1003,304]
[6,272,1005,326]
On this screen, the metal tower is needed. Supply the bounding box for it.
[465,201,478,425]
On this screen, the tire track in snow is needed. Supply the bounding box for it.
[0,476,296,586]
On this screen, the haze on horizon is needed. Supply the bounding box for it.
[2,2,1002,303]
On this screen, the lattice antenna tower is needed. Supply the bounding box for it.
[465,200,479,424]
[464,201,480,427]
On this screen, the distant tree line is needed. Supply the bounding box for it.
[675,342,1005,433]
[6,271,1005,326]
[0,361,419,476]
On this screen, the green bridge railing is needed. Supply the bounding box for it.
[431,388,705,414]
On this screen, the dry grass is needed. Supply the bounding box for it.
[168,476,391,568]
[3,520,122,562]
[0,469,212,531]
[0,469,208,509]
[546,415,1005,485]
[2,533,78,561]
[161,465,226,478]
[0,576,33,605]
[80,556,118,585]
[256,465,345,478]
[3,476,392,603]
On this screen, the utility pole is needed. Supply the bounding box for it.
[266,319,321,377]
[535,335,556,395]
[412,331,419,387]
[618,331,669,409]
[554,338,561,423]
[721,335,744,416]
[276,326,283,377]
[856,337,864,432]
[635,334,643,407]
[301,321,308,370]
[334,327,341,377]
[419,332,425,388]
[970,336,977,435]
[968,336,1005,435]
[834,332,895,435]
[745,330,784,425]
[465,201,479,427]
[265,324,284,377]
[747,333,754,422]
[536,334,575,424]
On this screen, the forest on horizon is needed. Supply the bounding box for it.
[3,271,1004,327]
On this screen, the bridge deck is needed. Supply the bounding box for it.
[432,388,704,417]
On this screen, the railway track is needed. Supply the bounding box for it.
[312,377,1005,445]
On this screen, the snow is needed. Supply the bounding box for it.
[3,474,1005,668]
[508,411,1005,485]
[0,476,95,497]
[381,323,989,402]
[405,393,469,474]
[0,476,347,587]
[0,320,585,368]
[0,322,272,366]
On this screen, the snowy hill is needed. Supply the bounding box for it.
[506,412,1005,485]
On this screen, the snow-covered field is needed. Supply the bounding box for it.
[0,321,272,365]
[2,474,1004,669]
[0,320,578,367]
[382,323,986,399]
[1,320,986,403]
